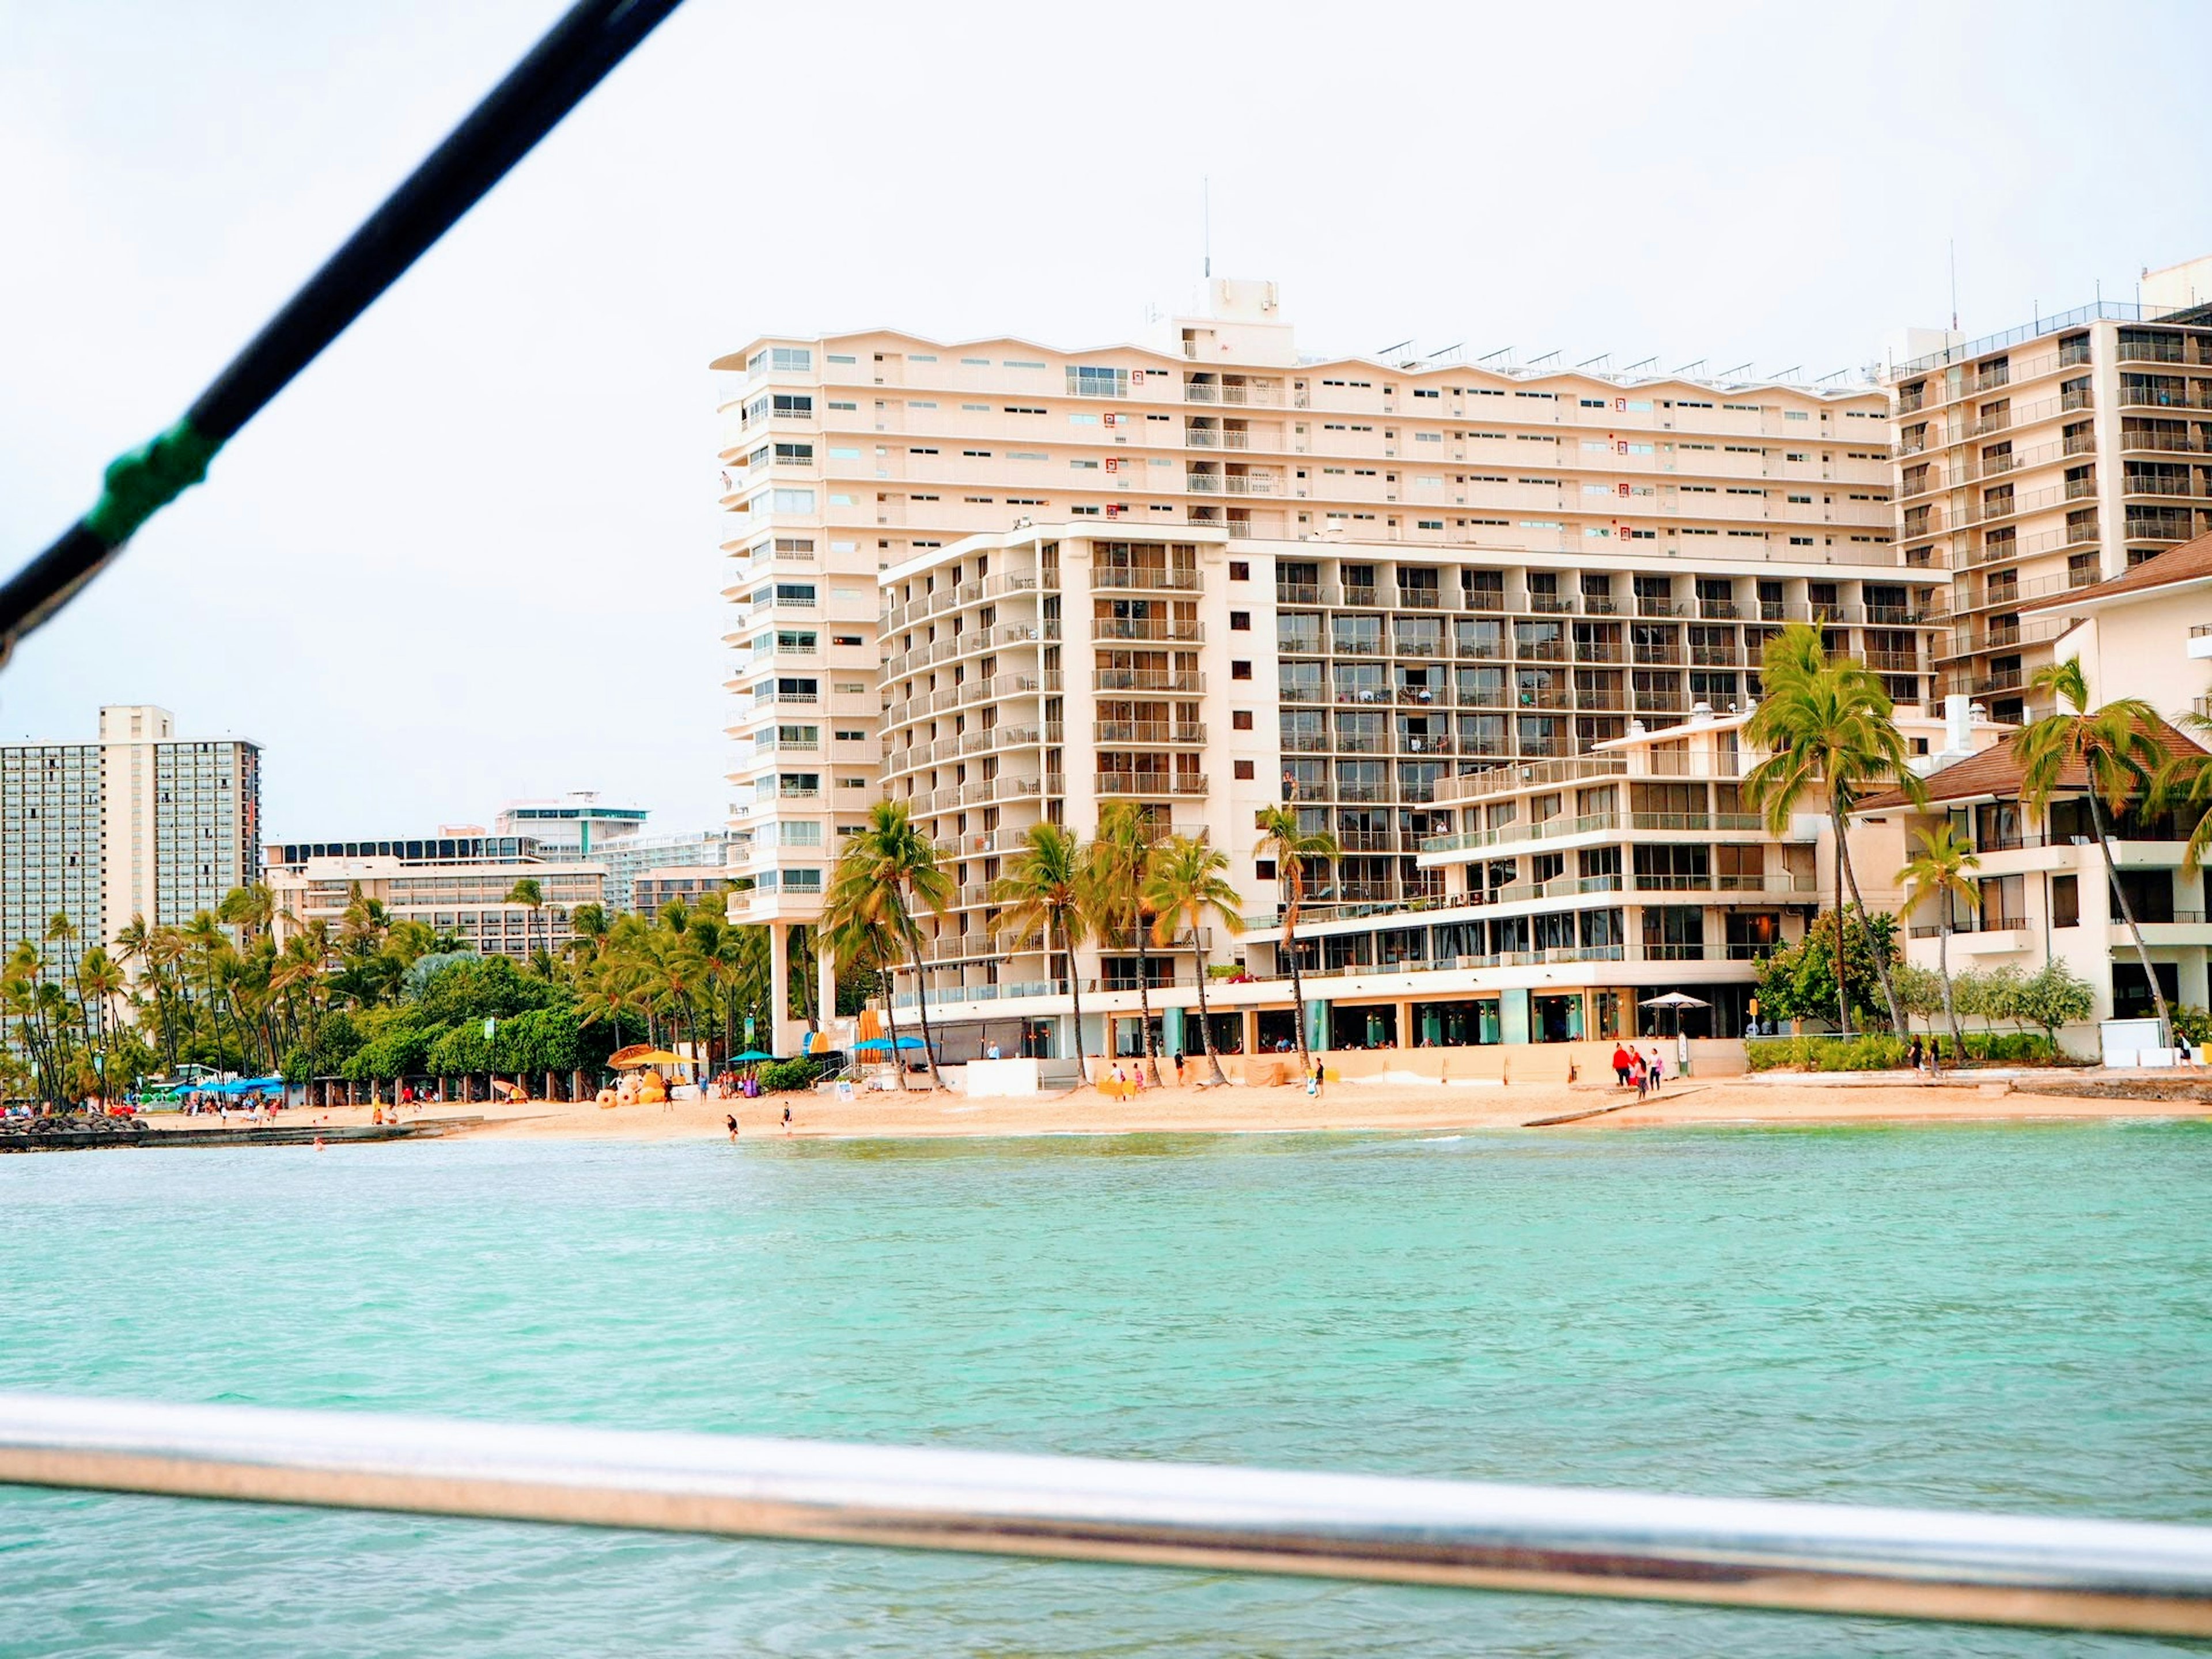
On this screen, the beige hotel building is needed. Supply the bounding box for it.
[712,282,1929,1055]
[1885,253,2212,723]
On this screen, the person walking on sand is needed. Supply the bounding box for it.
[1646,1047,1664,1093]
[1311,1059,1325,1097]
[782,1105,793,1134]
[1908,1034,1924,1073]
[1173,1048,1186,1086]
[1611,1041,1631,1088]
[1632,1050,1647,1101]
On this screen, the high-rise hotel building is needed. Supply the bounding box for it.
[0,704,262,978]
[869,522,1948,1053]
[1885,253,2212,722]
[712,282,1912,1048]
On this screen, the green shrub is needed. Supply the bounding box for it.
[755,1057,821,1092]
[1744,1034,1906,1072]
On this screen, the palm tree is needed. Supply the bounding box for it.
[45,913,90,1049]
[1143,835,1244,1087]
[990,823,1093,1080]
[2016,656,2175,1049]
[1254,805,1340,1077]
[147,924,190,1073]
[217,881,276,944]
[824,801,954,1089]
[567,903,611,967]
[181,911,234,1072]
[506,878,547,971]
[1897,824,1979,1064]
[1744,623,1925,1036]
[1087,802,1167,1086]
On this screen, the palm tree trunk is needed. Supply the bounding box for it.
[1939,925,1965,1063]
[1827,803,1851,1035]
[1063,913,1089,1086]
[1132,906,1162,1086]
[1835,803,1908,1036]
[903,932,946,1089]
[2090,791,2174,1048]
[1192,931,1228,1087]
[880,968,910,1093]
[1285,880,1312,1075]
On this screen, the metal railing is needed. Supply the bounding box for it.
[1,1394,2208,1638]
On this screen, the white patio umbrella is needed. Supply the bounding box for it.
[1638,990,1711,1039]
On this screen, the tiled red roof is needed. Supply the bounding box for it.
[1856,712,2209,811]
[2020,529,2212,612]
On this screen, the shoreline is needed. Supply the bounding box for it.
[124,1076,2212,1149]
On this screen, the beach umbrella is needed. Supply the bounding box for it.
[611,1048,685,1069]
[733,1050,775,1063]
[850,1037,890,1052]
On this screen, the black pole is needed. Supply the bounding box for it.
[0,0,684,665]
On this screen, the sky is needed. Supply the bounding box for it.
[1,0,2207,840]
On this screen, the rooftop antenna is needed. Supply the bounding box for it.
[1202,176,1210,280]
[1816,367,1850,385]
[1719,361,1753,380]
[1672,358,1706,377]
[1769,365,1801,382]
[1476,346,1513,364]
[1426,342,1464,362]
[1948,238,1959,332]
[1527,349,1560,368]
[1376,338,1414,361]
[1576,353,1611,370]
[1624,356,1657,373]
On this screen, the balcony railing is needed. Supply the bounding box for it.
[1094,773,1209,797]
[1090,567,1202,590]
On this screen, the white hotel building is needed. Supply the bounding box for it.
[712,282,1917,1056]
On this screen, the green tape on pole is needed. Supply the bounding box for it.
[82,418,224,548]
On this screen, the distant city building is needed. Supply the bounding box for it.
[1882,252,2212,723]
[492,791,649,857]
[263,834,602,961]
[594,829,741,915]
[0,704,261,975]
[632,863,736,923]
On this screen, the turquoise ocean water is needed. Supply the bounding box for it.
[2,1123,2209,1656]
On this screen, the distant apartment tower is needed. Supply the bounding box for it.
[594,829,740,915]
[711,282,1897,1044]
[1883,253,2212,721]
[0,704,261,974]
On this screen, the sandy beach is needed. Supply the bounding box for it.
[193,1073,2212,1145]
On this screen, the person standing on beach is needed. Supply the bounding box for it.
[782,1105,793,1134]
[1631,1051,1647,1101]
[1611,1042,1631,1088]
[726,1113,739,1141]
[1311,1059,1325,1097]
[1173,1049,1185,1086]
[1647,1047,1664,1092]
[1908,1035,1924,1073]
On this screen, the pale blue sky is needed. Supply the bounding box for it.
[1,0,2206,838]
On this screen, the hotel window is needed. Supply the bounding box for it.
[1234,760,1256,780]
[1229,560,1249,581]
[770,347,812,372]
[1232,661,1253,680]
[2051,874,2080,929]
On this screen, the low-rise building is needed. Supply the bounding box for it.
[264,835,603,961]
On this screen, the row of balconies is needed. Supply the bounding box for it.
[880,570,1047,631]
[1272,588,1920,624]
[882,672,1056,726]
